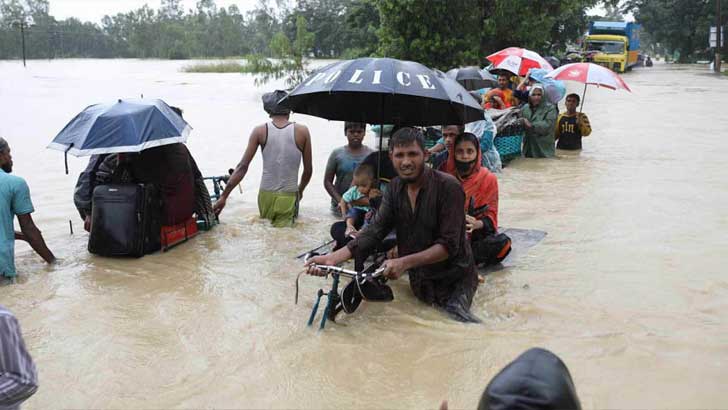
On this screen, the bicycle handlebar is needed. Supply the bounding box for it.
[303,254,385,279]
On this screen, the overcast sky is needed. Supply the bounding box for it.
[49,0,262,23]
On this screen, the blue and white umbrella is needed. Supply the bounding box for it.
[527,68,567,104]
[279,57,484,126]
[48,98,191,157]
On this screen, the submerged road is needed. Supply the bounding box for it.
[0,59,727,408]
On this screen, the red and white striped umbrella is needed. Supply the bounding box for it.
[545,62,631,91]
[486,47,554,76]
[545,62,630,111]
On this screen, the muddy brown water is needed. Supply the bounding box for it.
[1,59,726,409]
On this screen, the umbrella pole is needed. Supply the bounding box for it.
[377,123,383,183]
[580,83,588,113]
[64,143,73,175]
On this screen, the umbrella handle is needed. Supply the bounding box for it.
[64,143,73,175]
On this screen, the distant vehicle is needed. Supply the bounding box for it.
[584,21,641,73]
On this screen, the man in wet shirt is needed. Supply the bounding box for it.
[0,138,55,279]
[307,127,480,323]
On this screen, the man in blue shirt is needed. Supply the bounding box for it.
[0,138,55,279]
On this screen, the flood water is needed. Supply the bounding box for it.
[1,59,727,409]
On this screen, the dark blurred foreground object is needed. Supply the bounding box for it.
[478,348,581,410]
[0,305,38,410]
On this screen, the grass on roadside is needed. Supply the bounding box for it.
[181,61,244,73]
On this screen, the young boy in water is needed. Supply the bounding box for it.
[555,93,592,150]
[340,165,376,238]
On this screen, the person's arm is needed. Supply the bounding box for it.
[554,114,563,140]
[17,214,55,264]
[0,313,38,406]
[342,187,370,208]
[14,231,25,241]
[429,143,445,154]
[73,155,104,221]
[381,243,449,279]
[323,151,342,204]
[306,244,353,276]
[512,89,529,103]
[297,125,313,199]
[578,113,592,137]
[213,126,263,215]
[344,216,358,237]
[349,197,370,207]
[345,183,397,256]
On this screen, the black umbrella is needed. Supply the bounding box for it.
[279,57,484,126]
[446,66,498,90]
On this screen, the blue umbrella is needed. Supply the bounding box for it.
[48,98,191,157]
[279,57,484,126]
[526,68,566,104]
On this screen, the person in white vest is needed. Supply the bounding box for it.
[213,90,312,227]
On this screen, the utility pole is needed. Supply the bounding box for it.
[12,20,28,67]
[717,0,722,73]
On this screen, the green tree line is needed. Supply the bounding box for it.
[2,0,721,66]
[622,0,725,63]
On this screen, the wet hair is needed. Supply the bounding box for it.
[170,106,183,118]
[498,73,510,81]
[454,132,480,152]
[262,90,291,116]
[352,164,375,187]
[389,127,426,152]
[344,122,366,132]
[565,93,580,105]
[0,137,7,153]
[442,124,465,134]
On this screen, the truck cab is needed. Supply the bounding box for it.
[584,21,640,73]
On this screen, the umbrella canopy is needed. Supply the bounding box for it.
[544,56,561,69]
[446,66,498,91]
[544,62,631,91]
[280,57,484,126]
[487,47,554,76]
[526,68,566,104]
[48,98,191,157]
[544,63,630,112]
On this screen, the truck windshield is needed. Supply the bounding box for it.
[586,41,624,54]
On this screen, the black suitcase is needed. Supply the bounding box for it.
[88,184,162,257]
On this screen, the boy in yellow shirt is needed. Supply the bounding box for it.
[555,93,592,150]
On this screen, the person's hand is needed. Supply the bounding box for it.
[522,118,532,129]
[386,246,398,260]
[381,257,408,280]
[368,188,382,199]
[298,189,304,201]
[213,196,227,216]
[338,200,348,217]
[465,215,483,234]
[83,215,92,232]
[305,254,338,276]
[345,224,358,238]
[440,400,448,410]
